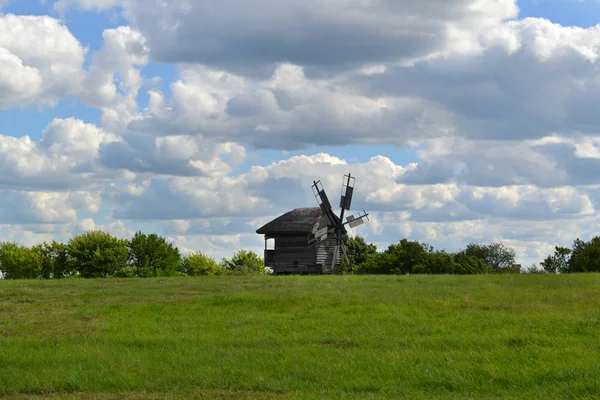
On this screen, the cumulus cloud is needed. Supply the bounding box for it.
[0,14,85,108]
[127,64,453,149]
[353,18,600,141]
[107,153,597,225]
[0,189,101,224]
[111,0,518,76]
[0,118,127,190]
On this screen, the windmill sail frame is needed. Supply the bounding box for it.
[309,173,369,274]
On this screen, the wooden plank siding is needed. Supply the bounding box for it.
[315,237,341,273]
[273,236,319,274]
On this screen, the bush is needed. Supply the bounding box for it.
[32,241,72,279]
[180,252,224,276]
[68,231,130,278]
[0,242,43,279]
[340,235,377,272]
[464,242,516,272]
[222,250,265,275]
[567,237,600,273]
[128,232,181,277]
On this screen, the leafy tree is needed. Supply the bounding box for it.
[452,252,490,274]
[180,252,224,276]
[222,250,265,275]
[0,242,43,279]
[342,234,377,269]
[32,241,72,279]
[413,251,458,274]
[411,251,489,275]
[128,231,181,277]
[464,242,516,272]
[358,239,430,274]
[567,237,600,273]
[540,246,571,274]
[68,231,130,278]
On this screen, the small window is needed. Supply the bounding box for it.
[293,260,299,267]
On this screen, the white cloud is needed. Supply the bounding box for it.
[128,63,452,149]
[0,190,98,224]
[0,118,124,190]
[115,0,517,75]
[0,14,85,108]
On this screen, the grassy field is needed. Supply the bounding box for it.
[1,274,600,399]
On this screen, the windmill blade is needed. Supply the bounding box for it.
[312,180,333,211]
[344,211,369,228]
[312,180,339,228]
[339,174,355,211]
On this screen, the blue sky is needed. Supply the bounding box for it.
[1,0,600,266]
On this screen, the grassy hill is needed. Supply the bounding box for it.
[1,274,600,399]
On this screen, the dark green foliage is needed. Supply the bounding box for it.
[452,251,490,274]
[180,252,224,276]
[222,250,266,275]
[67,231,130,278]
[540,237,600,274]
[567,237,600,273]
[337,234,378,274]
[464,242,516,272]
[128,231,181,277]
[357,239,431,274]
[343,234,377,266]
[0,242,42,279]
[541,246,571,273]
[413,251,489,275]
[32,241,72,279]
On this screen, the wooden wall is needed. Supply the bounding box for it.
[274,236,319,274]
[315,237,341,273]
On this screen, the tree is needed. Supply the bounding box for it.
[411,251,489,275]
[180,252,224,276]
[0,242,43,279]
[567,237,600,273]
[358,239,430,274]
[540,246,571,274]
[463,242,516,272]
[222,250,265,275]
[128,231,181,277]
[32,241,72,279]
[68,231,130,278]
[452,252,490,274]
[342,235,377,267]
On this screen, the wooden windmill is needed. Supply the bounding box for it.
[308,173,369,273]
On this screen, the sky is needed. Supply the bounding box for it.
[1,0,600,267]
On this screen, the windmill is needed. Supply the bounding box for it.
[308,173,369,273]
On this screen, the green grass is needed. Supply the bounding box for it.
[1,274,600,399]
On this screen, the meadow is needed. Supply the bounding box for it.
[1,274,600,399]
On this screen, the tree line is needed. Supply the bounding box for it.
[0,231,265,280]
[2,229,600,279]
[341,236,518,275]
[540,237,600,273]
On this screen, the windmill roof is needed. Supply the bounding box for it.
[256,207,342,235]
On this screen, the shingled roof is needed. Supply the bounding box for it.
[256,207,342,235]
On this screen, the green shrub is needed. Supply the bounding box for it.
[222,250,265,275]
[0,242,43,279]
[128,231,181,277]
[181,252,224,276]
[68,231,130,278]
